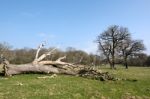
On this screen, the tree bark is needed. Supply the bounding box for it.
[112,32,115,69]
[4,63,77,76]
[124,56,128,69]
[2,62,115,81]
[107,58,113,69]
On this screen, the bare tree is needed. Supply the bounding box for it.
[96,25,130,69]
[120,40,145,69]
[0,42,14,63]
[10,48,36,64]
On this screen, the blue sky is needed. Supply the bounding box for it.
[0,0,150,54]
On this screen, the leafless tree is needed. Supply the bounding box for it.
[0,42,14,63]
[120,40,145,69]
[96,25,130,69]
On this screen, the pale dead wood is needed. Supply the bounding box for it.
[38,61,73,66]
[1,42,115,81]
[56,55,66,62]
[36,48,57,62]
[34,42,46,61]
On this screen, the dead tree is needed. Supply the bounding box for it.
[1,42,115,81]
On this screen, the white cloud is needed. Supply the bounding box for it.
[76,41,98,54]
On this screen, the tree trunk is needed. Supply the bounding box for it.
[107,57,113,69]
[109,61,113,69]
[112,55,115,69]
[2,61,115,81]
[124,56,128,69]
[112,32,115,69]
[4,63,78,76]
[112,46,116,69]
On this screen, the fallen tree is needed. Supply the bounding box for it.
[1,42,115,81]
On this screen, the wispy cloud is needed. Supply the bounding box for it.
[39,32,55,38]
[21,12,35,18]
[39,32,46,37]
[20,12,41,18]
[83,41,98,54]
[72,41,98,54]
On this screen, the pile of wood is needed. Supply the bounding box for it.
[78,68,115,81]
[1,42,115,81]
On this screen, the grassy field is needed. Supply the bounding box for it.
[0,65,150,99]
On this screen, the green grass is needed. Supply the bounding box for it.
[0,65,150,99]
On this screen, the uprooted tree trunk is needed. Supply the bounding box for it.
[1,42,115,81]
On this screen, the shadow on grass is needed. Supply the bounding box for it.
[0,71,54,77]
[0,72,4,76]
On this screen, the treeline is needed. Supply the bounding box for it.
[0,43,100,65]
[0,42,150,67]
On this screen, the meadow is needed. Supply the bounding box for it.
[0,65,149,99]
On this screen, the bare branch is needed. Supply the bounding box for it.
[96,25,131,69]
[72,56,83,65]
[34,41,46,61]
[38,60,73,66]
[36,47,57,62]
[56,56,66,62]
